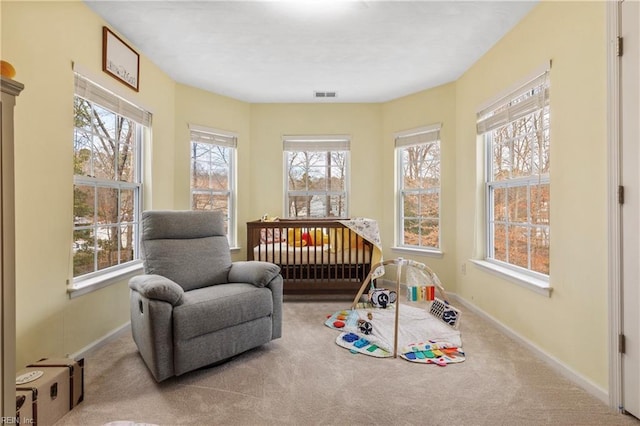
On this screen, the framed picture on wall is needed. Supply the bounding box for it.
[102,26,139,92]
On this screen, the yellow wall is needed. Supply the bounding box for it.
[455,1,609,389]
[2,1,176,368]
[2,0,612,394]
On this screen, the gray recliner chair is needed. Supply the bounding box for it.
[129,210,283,382]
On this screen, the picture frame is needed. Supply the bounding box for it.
[102,26,139,92]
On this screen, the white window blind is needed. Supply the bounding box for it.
[476,71,549,135]
[283,135,350,152]
[395,125,441,148]
[189,124,237,147]
[74,72,152,126]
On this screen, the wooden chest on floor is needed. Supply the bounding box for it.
[16,357,84,425]
[27,358,84,408]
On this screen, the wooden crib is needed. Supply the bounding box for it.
[246,219,373,295]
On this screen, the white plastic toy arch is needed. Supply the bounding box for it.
[350,257,461,357]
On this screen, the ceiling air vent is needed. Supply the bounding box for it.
[314,91,337,98]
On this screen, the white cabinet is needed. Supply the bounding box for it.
[1,76,24,418]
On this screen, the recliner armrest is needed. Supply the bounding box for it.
[228,261,281,288]
[129,274,184,306]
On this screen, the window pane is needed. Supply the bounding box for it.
[92,104,117,141]
[287,194,346,218]
[74,98,92,130]
[326,194,347,217]
[308,166,328,191]
[97,226,119,270]
[531,226,550,274]
[531,184,550,225]
[192,193,213,210]
[117,142,135,183]
[493,223,507,262]
[492,140,510,181]
[402,145,439,189]
[403,193,419,218]
[508,186,528,223]
[192,160,212,189]
[97,187,118,225]
[422,143,440,186]
[403,218,419,245]
[508,225,529,269]
[120,224,135,263]
[540,116,550,174]
[419,192,439,218]
[191,192,227,211]
[119,117,131,141]
[74,185,95,225]
[285,147,349,218]
[419,219,439,248]
[286,152,347,193]
[120,188,135,223]
[73,229,95,277]
[93,134,116,180]
[210,146,230,191]
[288,195,308,218]
[512,131,532,178]
[493,187,507,222]
[287,163,307,191]
[211,194,229,214]
[74,129,93,176]
[329,166,345,191]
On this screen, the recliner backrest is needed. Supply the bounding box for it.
[140,210,232,291]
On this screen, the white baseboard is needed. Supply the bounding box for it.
[451,294,609,405]
[67,321,131,361]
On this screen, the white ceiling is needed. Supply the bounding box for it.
[85,0,538,103]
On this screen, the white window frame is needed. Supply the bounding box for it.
[189,124,238,248]
[70,72,150,296]
[477,67,550,287]
[394,124,442,254]
[282,135,350,218]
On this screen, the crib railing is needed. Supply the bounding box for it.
[246,219,372,295]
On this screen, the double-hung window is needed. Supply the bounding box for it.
[477,70,550,277]
[190,125,237,246]
[283,135,350,218]
[72,73,150,282]
[395,125,441,250]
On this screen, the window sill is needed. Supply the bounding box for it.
[68,262,144,298]
[391,246,444,259]
[469,259,552,297]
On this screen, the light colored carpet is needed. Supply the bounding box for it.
[53,299,638,426]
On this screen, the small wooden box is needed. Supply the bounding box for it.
[27,358,84,409]
[16,366,70,426]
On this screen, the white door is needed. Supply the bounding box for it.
[622,0,640,418]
